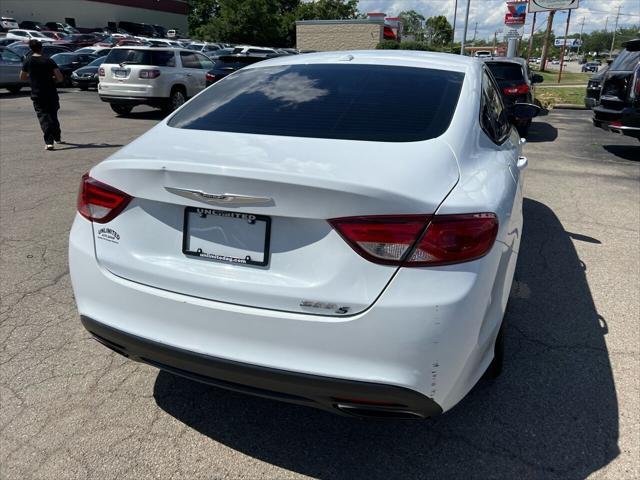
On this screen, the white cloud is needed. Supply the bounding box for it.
[357,0,640,40]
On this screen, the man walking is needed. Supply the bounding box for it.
[19,40,64,150]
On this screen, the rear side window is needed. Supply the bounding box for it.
[480,70,511,143]
[104,49,175,67]
[180,51,202,69]
[485,62,524,81]
[168,64,464,142]
[609,49,640,71]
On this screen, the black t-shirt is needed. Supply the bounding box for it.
[21,55,58,101]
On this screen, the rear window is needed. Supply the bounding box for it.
[609,49,640,71]
[485,62,524,82]
[168,64,464,142]
[215,55,268,67]
[104,49,175,66]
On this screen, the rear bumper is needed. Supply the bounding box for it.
[81,315,442,418]
[99,95,167,107]
[593,105,640,139]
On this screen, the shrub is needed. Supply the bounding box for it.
[376,40,436,51]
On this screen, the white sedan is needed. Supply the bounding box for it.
[70,51,538,419]
[5,29,54,42]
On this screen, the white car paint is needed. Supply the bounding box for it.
[5,29,53,41]
[70,51,526,417]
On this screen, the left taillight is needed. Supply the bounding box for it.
[503,84,530,95]
[139,69,161,79]
[98,67,105,77]
[329,213,498,267]
[77,173,132,223]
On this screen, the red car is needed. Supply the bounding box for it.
[40,31,69,41]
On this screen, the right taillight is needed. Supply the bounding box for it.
[139,69,160,79]
[205,72,216,82]
[329,213,498,267]
[98,67,105,77]
[77,173,132,223]
[503,84,530,95]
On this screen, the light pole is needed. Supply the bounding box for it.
[451,0,458,52]
[460,0,471,55]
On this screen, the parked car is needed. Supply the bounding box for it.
[584,64,610,108]
[8,43,71,58]
[185,42,222,54]
[40,31,70,41]
[5,29,55,42]
[582,62,600,73]
[118,21,157,38]
[231,45,277,55]
[71,51,540,419]
[205,53,278,86]
[474,50,492,58]
[205,47,234,59]
[147,39,182,48]
[98,46,213,114]
[0,46,29,93]
[94,36,145,48]
[18,21,44,31]
[166,29,179,39]
[0,17,19,32]
[71,55,107,90]
[152,25,167,38]
[44,22,78,34]
[480,56,543,136]
[50,52,98,86]
[65,33,101,49]
[0,38,20,47]
[593,39,640,140]
[75,46,112,57]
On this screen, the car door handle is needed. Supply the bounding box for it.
[517,156,528,170]
[185,73,192,77]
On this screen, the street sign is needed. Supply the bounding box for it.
[554,38,582,47]
[528,0,579,13]
[504,28,523,40]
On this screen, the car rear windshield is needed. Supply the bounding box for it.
[168,64,464,142]
[485,62,524,82]
[104,49,175,66]
[215,55,269,68]
[609,49,640,71]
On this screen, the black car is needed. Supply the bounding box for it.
[18,21,44,31]
[481,57,544,136]
[584,64,610,108]
[8,43,71,59]
[593,39,640,140]
[70,55,106,90]
[205,54,278,86]
[581,62,600,73]
[50,52,98,86]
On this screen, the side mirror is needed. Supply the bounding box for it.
[531,73,544,84]
[510,103,541,119]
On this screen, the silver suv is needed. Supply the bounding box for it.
[98,46,214,115]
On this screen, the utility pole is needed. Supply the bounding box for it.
[604,16,608,32]
[460,0,471,55]
[472,22,478,45]
[451,0,458,53]
[609,5,621,59]
[558,9,572,83]
[540,10,555,71]
[526,12,537,62]
[576,16,584,57]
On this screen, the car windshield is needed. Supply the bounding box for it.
[168,64,465,142]
[88,55,106,67]
[104,48,175,66]
[485,62,524,81]
[31,31,47,38]
[609,49,640,71]
[8,45,29,57]
[186,44,203,51]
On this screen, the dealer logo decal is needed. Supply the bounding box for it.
[97,227,120,244]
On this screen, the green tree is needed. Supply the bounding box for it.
[295,0,359,20]
[188,0,219,34]
[425,15,452,47]
[398,10,425,40]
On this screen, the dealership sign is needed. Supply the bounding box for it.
[528,0,580,13]
[554,38,582,47]
[505,1,527,26]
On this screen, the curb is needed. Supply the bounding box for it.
[551,104,589,110]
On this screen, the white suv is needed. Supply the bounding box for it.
[98,46,213,115]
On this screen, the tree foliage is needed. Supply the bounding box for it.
[296,0,359,21]
[425,15,452,47]
[188,0,219,33]
[398,10,425,40]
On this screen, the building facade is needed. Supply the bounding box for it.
[296,20,384,52]
[1,0,188,34]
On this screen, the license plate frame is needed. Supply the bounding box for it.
[113,68,128,78]
[182,207,271,267]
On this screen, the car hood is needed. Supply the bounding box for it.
[74,66,99,74]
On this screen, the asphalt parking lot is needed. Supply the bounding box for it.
[1,89,638,480]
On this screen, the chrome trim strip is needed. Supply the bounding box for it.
[165,187,273,206]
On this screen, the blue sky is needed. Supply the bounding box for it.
[357,0,640,40]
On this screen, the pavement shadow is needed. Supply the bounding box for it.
[602,144,640,162]
[526,121,558,143]
[153,198,619,479]
[121,109,167,121]
[53,142,123,151]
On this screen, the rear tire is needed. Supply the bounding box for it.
[6,86,22,94]
[485,321,505,379]
[167,87,186,112]
[110,104,133,116]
